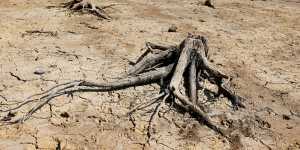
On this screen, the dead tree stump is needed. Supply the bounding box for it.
[63,0,113,19]
[0,34,245,138]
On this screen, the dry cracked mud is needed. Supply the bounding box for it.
[0,0,299,149]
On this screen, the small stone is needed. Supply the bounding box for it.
[282,114,291,120]
[198,19,206,22]
[286,125,293,129]
[34,66,46,75]
[60,112,70,118]
[0,112,16,121]
[168,24,177,32]
[7,111,16,117]
[204,0,215,9]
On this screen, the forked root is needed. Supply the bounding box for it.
[147,91,170,143]
[1,34,245,139]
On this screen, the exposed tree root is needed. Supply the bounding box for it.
[0,34,245,139]
[147,90,170,143]
[63,0,112,19]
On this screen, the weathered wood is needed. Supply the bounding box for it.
[82,64,174,91]
[128,47,178,75]
[189,58,197,104]
[63,0,111,19]
[220,79,245,109]
[1,34,244,138]
[170,35,203,92]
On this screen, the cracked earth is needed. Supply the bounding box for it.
[0,0,299,149]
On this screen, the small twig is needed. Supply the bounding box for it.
[127,92,165,115]
[157,141,176,150]
[22,30,58,37]
[129,115,136,129]
[80,22,98,29]
[9,72,27,82]
[0,95,8,101]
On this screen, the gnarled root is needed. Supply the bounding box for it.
[0,34,245,140]
[63,0,111,19]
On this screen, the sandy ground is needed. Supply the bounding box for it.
[0,0,299,149]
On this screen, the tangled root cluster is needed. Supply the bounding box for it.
[63,0,112,19]
[1,34,245,140]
